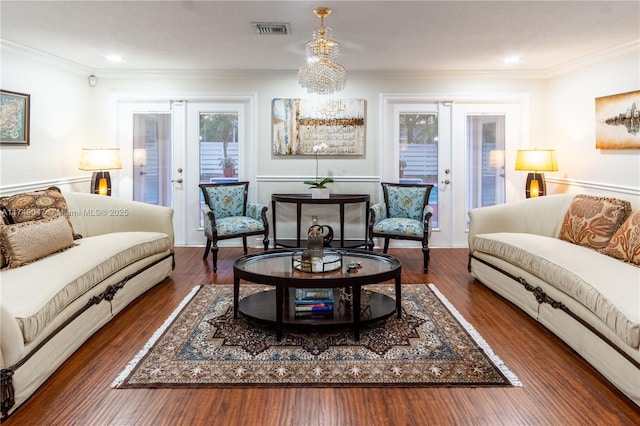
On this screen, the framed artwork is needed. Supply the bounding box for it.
[595,90,639,149]
[272,98,366,155]
[0,90,30,145]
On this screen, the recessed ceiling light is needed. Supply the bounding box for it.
[105,55,124,63]
[503,56,521,65]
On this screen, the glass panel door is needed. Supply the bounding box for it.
[132,113,172,206]
[467,115,506,211]
[387,101,452,246]
[398,112,439,227]
[453,102,522,245]
[199,113,239,184]
[186,103,245,245]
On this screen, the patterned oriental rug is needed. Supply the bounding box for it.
[113,284,521,388]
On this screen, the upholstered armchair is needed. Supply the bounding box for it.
[366,182,434,272]
[199,182,269,272]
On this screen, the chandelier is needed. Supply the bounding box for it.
[298,7,346,95]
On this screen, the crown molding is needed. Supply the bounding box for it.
[1,40,91,76]
[544,40,640,78]
[3,39,638,81]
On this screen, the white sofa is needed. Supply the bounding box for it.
[0,191,174,418]
[468,193,640,407]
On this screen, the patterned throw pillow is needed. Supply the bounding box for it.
[0,216,76,268]
[0,187,79,238]
[558,195,632,250]
[602,209,640,266]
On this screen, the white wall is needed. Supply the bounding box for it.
[545,49,640,206]
[0,46,96,194]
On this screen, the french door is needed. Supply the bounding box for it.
[382,95,524,247]
[115,95,256,246]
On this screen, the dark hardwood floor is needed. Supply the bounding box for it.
[4,247,639,425]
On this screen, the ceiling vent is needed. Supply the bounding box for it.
[253,22,290,35]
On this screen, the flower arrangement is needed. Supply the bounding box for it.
[304,142,334,189]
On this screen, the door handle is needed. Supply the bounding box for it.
[172,178,183,183]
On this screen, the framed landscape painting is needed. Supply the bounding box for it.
[272,98,366,155]
[595,90,639,149]
[0,90,30,145]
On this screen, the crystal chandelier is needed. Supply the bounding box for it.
[298,7,346,95]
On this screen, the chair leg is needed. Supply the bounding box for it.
[382,238,390,253]
[242,237,248,254]
[262,234,269,251]
[366,238,373,251]
[212,245,219,272]
[203,239,212,259]
[422,246,430,273]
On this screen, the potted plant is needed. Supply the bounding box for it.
[304,143,334,198]
[219,157,236,177]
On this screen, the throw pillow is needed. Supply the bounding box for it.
[602,209,640,266]
[0,187,79,238]
[558,194,632,250]
[0,216,76,268]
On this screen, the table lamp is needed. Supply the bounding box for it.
[515,149,558,198]
[79,148,123,196]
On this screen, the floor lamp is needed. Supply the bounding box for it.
[515,149,558,198]
[79,148,123,196]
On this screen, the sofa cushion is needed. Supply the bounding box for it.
[603,209,640,266]
[472,232,640,349]
[0,217,76,268]
[558,194,631,250]
[0,187,79,238]
[0,231,171,343]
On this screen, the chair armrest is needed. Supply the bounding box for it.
[423,205,433,239]
[246,202,268,226]
[202,204,216,236]
[369,203,386,227]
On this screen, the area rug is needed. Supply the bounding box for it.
[112,284,521,388]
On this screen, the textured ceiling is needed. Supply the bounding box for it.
[1,1,639,75]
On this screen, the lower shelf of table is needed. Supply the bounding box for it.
[238,287,396,327]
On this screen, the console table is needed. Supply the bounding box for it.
[271,194,370,249]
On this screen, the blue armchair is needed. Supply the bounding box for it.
[199,182,269,272]
[366,182,434,272]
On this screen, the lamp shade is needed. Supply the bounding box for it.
[79,148,122,171]
[515,149,558,172]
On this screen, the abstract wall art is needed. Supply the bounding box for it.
[595,90,639,149]
[272,98,366,155]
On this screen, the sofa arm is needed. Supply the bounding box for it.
[64,192,174,246]
[468,193,575,249]
[0,304,24,369]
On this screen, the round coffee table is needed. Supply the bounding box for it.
[233,249,402,340]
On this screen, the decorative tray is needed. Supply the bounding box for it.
[292,250,342,273]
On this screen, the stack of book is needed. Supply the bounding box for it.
[294,288,334,318]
